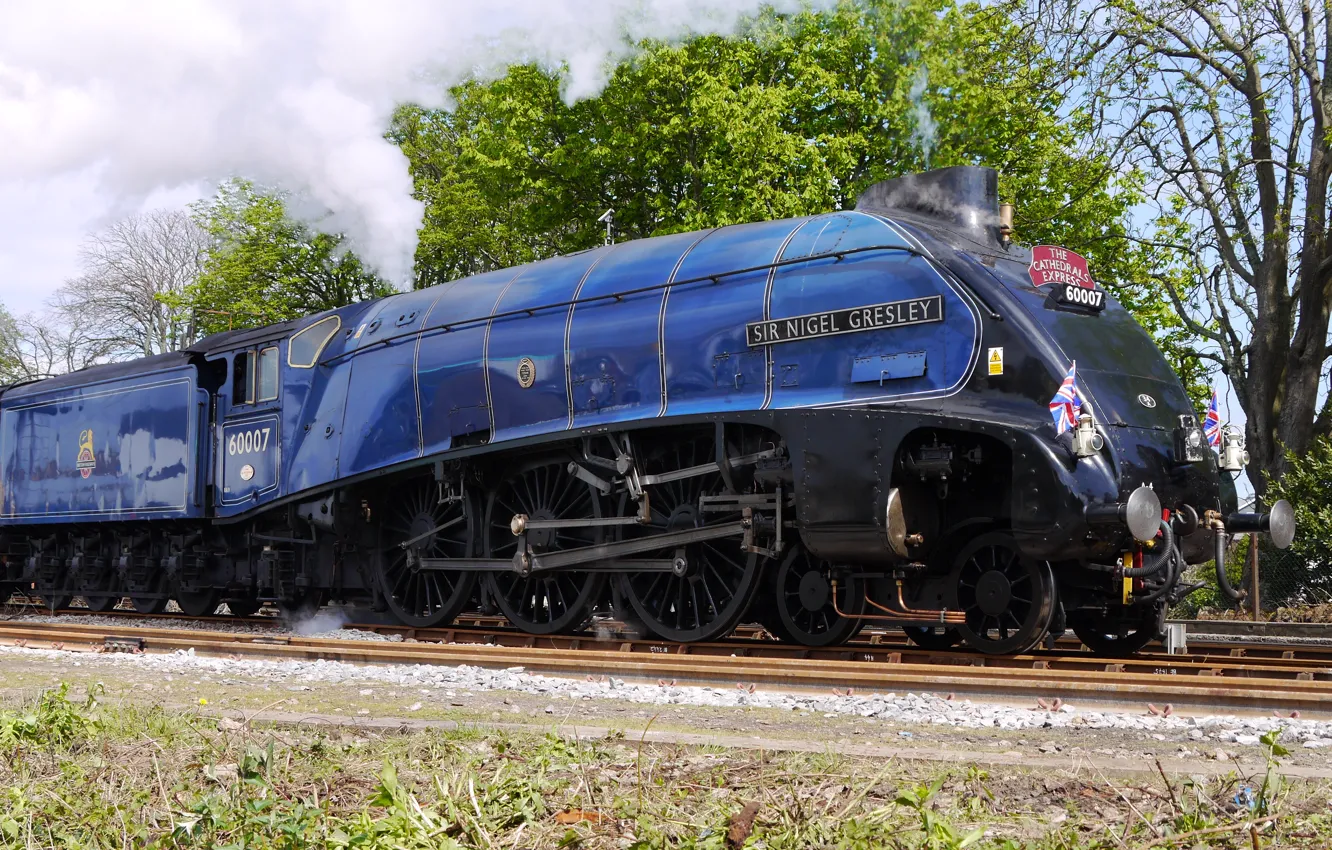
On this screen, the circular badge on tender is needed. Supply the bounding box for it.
[1137,393,1157,409]
[240,464,255,482]
[516,357,537,389]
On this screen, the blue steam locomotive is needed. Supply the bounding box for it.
[0,167,1294,654]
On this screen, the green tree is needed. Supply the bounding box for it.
[181,180,394,336]
[0,304,23,382]
[392,0,1205,394]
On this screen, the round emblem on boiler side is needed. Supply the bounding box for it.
[240,464,255,481]
[1137,393,1157,409]
[516,357,537,389]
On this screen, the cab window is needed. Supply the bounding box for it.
[232,352,254,404]
[288,315,341,368]
[257,347,279,401]
[232,346,280,405]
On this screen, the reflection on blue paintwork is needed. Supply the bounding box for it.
[0,371,201,522]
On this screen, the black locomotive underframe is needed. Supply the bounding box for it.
[1,408,1209,631]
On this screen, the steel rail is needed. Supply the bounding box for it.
[8,603,1332,667]
[1,620,1329,717]
[9,602,1332,667]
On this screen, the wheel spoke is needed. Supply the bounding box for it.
[619,432,761,641]
[485,460,600,634]
[688,581,704,627]
[703,562,735,607]
[377,480,475,627]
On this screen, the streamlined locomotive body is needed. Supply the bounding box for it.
[0,167,1293,654]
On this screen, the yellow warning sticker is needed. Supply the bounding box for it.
[987,347,1004,375]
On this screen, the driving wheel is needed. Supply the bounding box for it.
[377,478,477,628]
[78,563,120,612]
[484,458,604,634]
[616,432,764,642]
[35,588,73,612]
[223,597,262,617]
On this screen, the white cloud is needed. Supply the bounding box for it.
[0,0,831,307]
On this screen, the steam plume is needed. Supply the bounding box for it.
[909,66,937,167]
[0,1,833,286]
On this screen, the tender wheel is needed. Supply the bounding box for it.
[377,479,477,628]
[82,594,119,613]
[949,532,1055,655]
[223,598,262,617]
[130,595,169,615]
[768,547,865,647]
[36,591,73,612]
[484,458,604,634]
[1071,604,1164,656]
[617,432,765,643]
[32,564,72,611]
[78,567,120,613]
[175,590,220,617]
[902,625,961,650]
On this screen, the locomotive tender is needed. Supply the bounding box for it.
[0,166,1295,654]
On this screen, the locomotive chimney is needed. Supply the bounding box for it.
[854,165,1005,247]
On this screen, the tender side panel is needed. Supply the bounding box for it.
[488,249,607,443]
[417,269,522,454]
[340,289,445,476]
[0,366,203,523]
[568,231,707,429]
[662,219,805,417]
[766,212,980,410]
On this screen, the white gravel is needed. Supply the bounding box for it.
[2,642,1331,748]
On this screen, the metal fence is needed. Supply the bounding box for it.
[1251,539,1330,613]
[1172,534,1330,619]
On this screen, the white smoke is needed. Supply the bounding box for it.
[284,606,351,637]
[909,65,937,167]
[0,0,832,286]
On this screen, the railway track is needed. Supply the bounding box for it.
[10,601,1332,669]
[1,613,1330,717]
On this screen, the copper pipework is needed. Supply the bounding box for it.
[830,579,966,625]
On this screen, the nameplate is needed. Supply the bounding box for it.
[746,295,943,347]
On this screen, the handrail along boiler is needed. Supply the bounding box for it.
[0,166,1294,654]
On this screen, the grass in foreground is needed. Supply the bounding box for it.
[0,683,1330,848]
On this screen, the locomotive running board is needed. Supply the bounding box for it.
[417,519,749,575]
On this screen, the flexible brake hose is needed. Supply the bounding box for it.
[1121,519,1173,578]
[1136,545,1181,605]
[1213,527,1245,601]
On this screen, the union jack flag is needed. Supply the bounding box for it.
[1203,389,1223,448]
[1049,361,1081,435]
